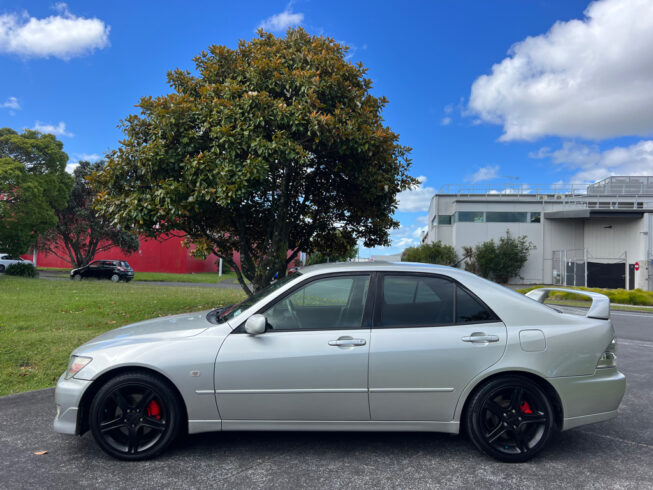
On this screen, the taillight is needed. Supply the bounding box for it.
[596,338,617,369]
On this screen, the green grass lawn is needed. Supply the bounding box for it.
[0,276,245,396]
[38,267,237,284]
[131,271,236,283]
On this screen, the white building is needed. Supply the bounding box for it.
[422,176,653,290]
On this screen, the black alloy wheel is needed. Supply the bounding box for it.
[465,375,555,462]
[89,372,182,460]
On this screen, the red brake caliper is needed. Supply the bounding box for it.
[520,400,533,414]
[146,400,161,420]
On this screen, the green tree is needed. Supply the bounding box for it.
[0,128,72,256]
[306,246,359,266]
[41,161,140,268]
[401,241,458,265]
[464,231,534,283]
[92,29,416,294]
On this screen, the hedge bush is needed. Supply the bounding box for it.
[401,241,458,265]
[4,262,37,277]
[518,285,653,306]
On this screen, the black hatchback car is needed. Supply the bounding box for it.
[70,260,134,282]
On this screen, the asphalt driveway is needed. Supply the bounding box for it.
[1,311,652,489]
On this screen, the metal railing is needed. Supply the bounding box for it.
[437,181,653,210]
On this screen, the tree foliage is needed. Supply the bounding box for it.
[464,231,534,283]
[401,241,458,265]
[305,246,358,266]
[41,161,139,268]
[92,29,415,294]
[0,128,72,256]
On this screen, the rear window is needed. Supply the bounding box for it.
[379,274,497,327]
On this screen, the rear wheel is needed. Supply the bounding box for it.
[465,375,555,462]
[0,264,5,272]
[110,274,120,283]
[89,372,183,460]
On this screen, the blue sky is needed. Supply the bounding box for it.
[1,0,652,257]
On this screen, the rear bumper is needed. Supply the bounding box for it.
[53,373,91,435]
[549,368,626,431]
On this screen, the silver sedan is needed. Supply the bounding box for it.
[54,262,625,462]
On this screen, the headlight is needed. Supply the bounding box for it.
[596,338,617,369]
[65,355,92,379]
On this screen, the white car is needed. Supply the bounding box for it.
[0,253,33,272]
[54,262,625,462]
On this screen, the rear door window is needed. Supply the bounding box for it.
[380,275,454,327]
[378,274,497,327]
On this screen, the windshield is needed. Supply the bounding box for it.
[218,273,300,323]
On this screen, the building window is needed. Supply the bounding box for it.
[485,212,528,223]
[457,211,485,223]
[432,216,437,226]
[529,212,541,223]
[438,214,453,225]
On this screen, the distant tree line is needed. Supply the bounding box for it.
[401,231,534,284]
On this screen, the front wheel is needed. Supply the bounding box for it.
[0,264,5,273]
[110,274,120,283]
[465,375,555,462]
[89,372,183,460]
[72,274,82,281]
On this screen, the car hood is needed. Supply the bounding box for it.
[75,311,213,352]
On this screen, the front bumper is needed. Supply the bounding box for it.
[549,368,626,431]
[53,373,91,435]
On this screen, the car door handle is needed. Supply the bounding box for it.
[462,334,500,343]
[328,338,367,347]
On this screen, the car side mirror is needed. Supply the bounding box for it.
[244,314,267,335]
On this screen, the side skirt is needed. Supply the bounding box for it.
[218,420,460,433]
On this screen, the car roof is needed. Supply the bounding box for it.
[298,261,456,275]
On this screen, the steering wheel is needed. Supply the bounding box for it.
[286,298,303,329]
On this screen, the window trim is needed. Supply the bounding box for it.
[372,272,501,329]
[233,272,375,334]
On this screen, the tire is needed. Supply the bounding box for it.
[110,274,120,283]
[89,372,183,461]
[0,264,5,273]
[72,274,82,281]
[465,375,555,463]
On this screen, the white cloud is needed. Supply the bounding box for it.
[467,165,500,183]
[258,5,304,32]
[531,140,653,183]
[468,0,653,141]
[413,225,428,239]
[76,152,100,161]
[440,117,452,126]
[65,162,79,174]
[33,121,73,137]
[396,175,435,212]
[1,96,20,110]
[0,3,110,60]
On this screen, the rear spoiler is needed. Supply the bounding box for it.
[525,288,610,320]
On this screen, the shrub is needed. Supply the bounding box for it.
[465,231,534,283]
[401,241,458,265]
[5,262,37,278]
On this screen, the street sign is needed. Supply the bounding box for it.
[634,262,640,271]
